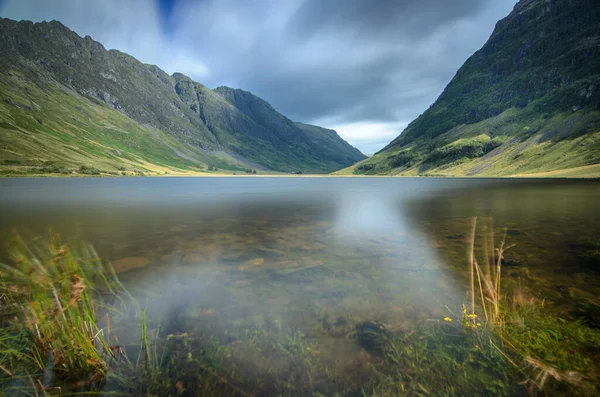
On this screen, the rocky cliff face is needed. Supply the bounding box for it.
[0,18,365,174]
[356,0,600,176]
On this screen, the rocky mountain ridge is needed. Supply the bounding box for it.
[352,0,600,177]
[0,17,365,175]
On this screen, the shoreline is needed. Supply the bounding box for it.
[2,162,599,179]
[0,173,599,179]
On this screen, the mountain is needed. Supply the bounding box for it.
[0,18,365,176]
[293,122,366,166]
[352,0,600,177]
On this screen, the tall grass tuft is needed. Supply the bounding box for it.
[137,309,163,375]
[463,218,600,393]
[466,217,514,327]
[0,233,135,384]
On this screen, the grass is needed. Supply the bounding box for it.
[461,217,600,393]
[0,24,365,176]
[511,163,600,178]
[365,325,520,396]
[0,235,326,396]
[359,217,600,396]
[0,233,142,394]
[2,227,600,396]
[353,107,600,177]
[355,0,600,177]
[0,75,253,176]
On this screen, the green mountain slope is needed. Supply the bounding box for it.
[354,0,600,177]
[0,18,365,175]
[293,122,366,167]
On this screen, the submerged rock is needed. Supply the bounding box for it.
[354,321,389,355]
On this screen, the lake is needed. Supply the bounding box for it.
[1,177,599,395]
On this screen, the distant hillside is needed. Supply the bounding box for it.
[293,122,366,166]
[0,18,365,176]
[353,0,600,177]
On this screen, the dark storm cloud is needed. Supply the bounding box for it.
[250,44,452,123]
[285,0,488,41]
[166,0,516,153]
[0,0,517,153]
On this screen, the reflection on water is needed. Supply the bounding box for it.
[1,177,599,394]
[404,180,600,303]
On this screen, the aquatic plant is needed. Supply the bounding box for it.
[464,217,515,327]
[0,233,136,392]
[363,217,600,396]
[2,224,600,396]
[366,323,520,396]
[463,217,600,394]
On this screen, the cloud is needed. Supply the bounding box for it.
[319,120,411,155]
[0,0,210,79]
[0,0,518,153]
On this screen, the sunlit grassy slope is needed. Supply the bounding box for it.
[347,108,600,178]
[0,71,226,175]
[0,18,365,176]
[352,0,600,178]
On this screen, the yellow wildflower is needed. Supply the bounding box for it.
[443,317,453,322]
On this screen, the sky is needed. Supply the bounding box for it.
[0,0,518,154]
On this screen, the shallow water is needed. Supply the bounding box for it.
[1,177,599,394]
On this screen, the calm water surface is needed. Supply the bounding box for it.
[1,177,599,394]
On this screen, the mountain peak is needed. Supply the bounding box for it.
[172,72,190,80]
[213,86,275,114]
[214,85,258,99]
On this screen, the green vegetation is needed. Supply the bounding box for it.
[2,223,600,396]
[362,218,600,396]
[0,234,137,393]
[356,107,600,177]
[423,135,504,165]
[0,18,365,176]
[0,67,215,176]
[78,165,101,175]
[0,235,326,396]
[459,218,600,394]
[362,308,600,396]
[293,122,366,170]
[356,0,600,177]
